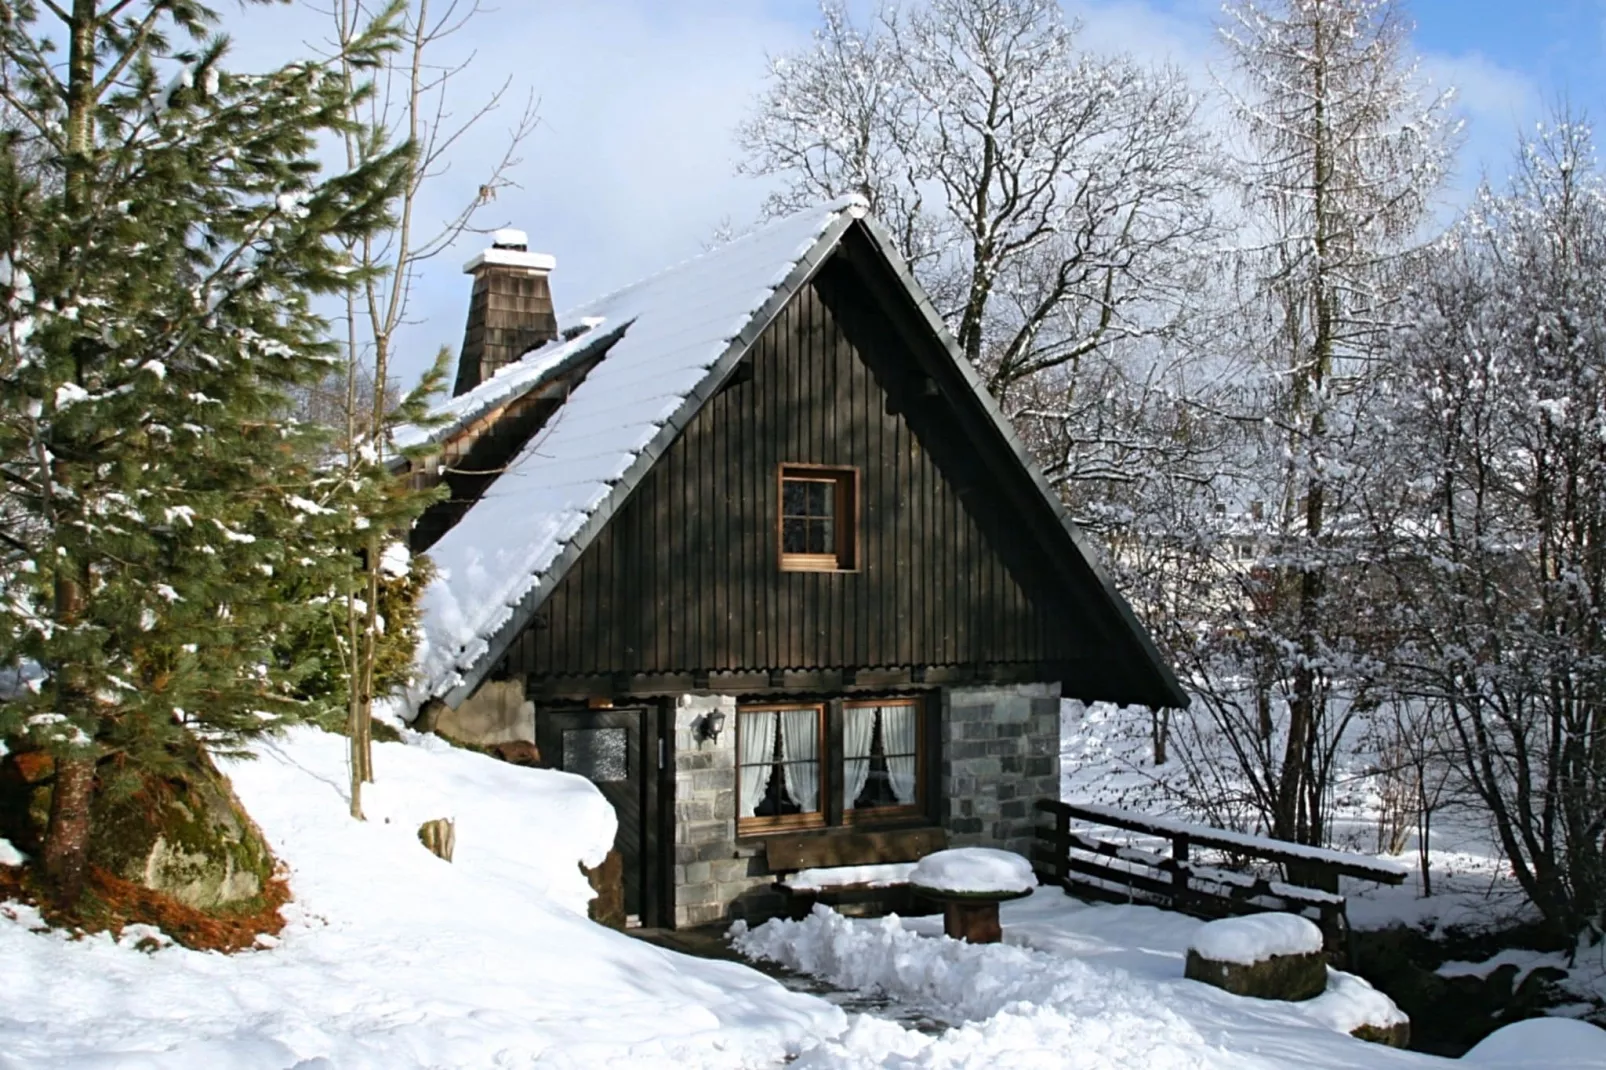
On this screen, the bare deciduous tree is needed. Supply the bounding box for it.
[1385,116,1606,935]
[320,0,537,818]
[740,0,1215,409]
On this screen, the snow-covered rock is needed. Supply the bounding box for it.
[1188,913,1324,966]
[1185,914,1328,1002]
[909,847,1036,895]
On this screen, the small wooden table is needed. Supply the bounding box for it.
[911,885,1032,944]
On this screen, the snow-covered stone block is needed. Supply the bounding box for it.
[1185,913,1327,1001]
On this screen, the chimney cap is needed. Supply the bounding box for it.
[492,228,529,250]
[464,241,555,275]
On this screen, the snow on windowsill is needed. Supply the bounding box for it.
[781,862,918,891]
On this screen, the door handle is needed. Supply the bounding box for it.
[658,737,667,770]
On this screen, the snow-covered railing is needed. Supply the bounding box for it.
[1030,800,1405,957]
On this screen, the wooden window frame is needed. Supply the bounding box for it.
[841,697,926,826]
[737,695,934,839]
[777,464,859,573]
[735,701,829,836]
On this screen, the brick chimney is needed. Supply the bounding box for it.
[453,229,558,396]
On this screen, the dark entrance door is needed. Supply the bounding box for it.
[539,707,649,921]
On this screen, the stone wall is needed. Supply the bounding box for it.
[939,682,1061,856]
[429,678,534,746]
[671,694,778,928]
[665,684,1061,928]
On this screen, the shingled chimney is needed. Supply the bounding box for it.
[453,229,558,397]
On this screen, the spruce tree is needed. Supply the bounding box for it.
[0,0,410,907]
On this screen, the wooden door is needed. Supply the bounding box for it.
[539,707,649,921]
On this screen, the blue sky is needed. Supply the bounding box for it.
[213,1,1605,384]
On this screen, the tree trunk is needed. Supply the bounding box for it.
[41,753,95,908]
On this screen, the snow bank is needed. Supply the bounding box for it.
[909,848,1036,895]
[1302,970,1409,1035]
[1188,913,1323,966]
[0,727,842,1068]
[1463,1016,1606,1068]
[0,837,25,866]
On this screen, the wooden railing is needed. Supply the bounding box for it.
[1031,799,1408,955]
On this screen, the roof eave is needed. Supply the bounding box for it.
[849,216,1190,711]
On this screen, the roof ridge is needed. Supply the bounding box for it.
[557,196,867,321]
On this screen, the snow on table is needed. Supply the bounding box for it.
[1188,913,1324,965]
[909,848,1036,895]
[782,862,917,891]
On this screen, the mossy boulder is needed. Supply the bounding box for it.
[1186,946,1329,1001]
[0,743,275,913]
[89,753,275,911]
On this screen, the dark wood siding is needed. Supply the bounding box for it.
[506,256,1095,680]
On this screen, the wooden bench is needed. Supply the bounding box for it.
[764,827,949,919]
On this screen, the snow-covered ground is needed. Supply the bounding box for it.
[3,713,1603,1068]
[0,727,839,1069]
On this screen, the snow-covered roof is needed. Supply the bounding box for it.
[390,320,623,456]
[416,197,866,702]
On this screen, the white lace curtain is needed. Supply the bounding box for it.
[843,706,877,808]
[882,704,917,804]
[738,710,777,818]
[779,709,819,813]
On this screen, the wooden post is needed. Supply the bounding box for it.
[1172,833,1191,909]
[943,900,1003,944]
[417,817,456,862]
[1054,806,1071,891]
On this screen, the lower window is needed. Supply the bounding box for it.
[737,703,825,832]
[844,699,921,819]
[736,697,925,836]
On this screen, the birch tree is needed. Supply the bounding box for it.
[1202,0,1455,845]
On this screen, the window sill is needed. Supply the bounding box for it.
[735,814,932,849]
[737,813,827,838]
[780,555,858,574]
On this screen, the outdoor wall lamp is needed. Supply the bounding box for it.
[697,711,726,744]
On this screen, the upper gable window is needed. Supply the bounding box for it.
[779,464,857,572]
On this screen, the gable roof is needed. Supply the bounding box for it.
[413,198,1187,711]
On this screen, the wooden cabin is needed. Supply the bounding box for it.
[404,200,1186,928]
